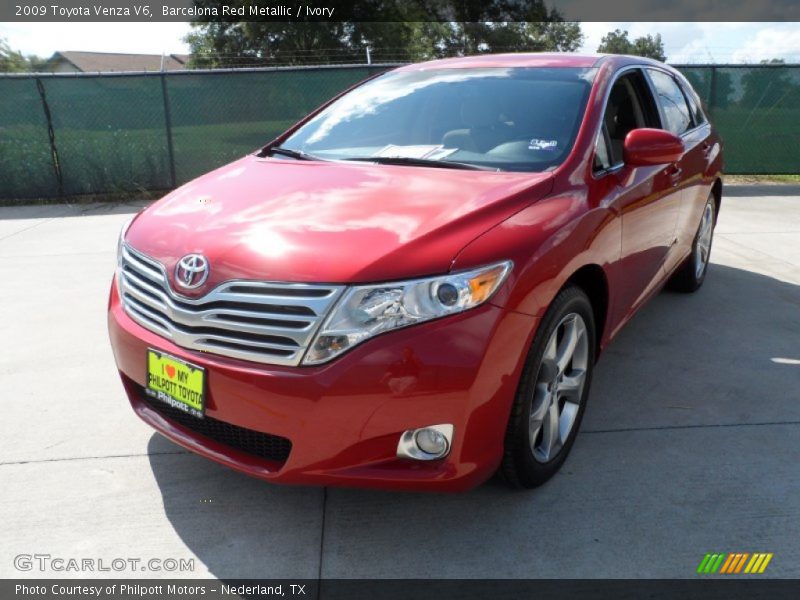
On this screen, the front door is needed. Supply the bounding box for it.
[595,68,683,326]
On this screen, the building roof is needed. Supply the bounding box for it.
[48,51,190,72]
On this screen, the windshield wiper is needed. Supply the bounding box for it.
[266,146,322,161]
[344,156,498,171]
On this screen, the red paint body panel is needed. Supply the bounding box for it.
[126,157,552,290]
[624,128,685,166]
[109,54,723,491]
[109,280,537,491]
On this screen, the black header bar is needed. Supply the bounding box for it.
[3,0,800,22]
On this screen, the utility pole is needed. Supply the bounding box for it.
[366,47,371,65]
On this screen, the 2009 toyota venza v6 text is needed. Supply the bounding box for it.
[108,53,723,491]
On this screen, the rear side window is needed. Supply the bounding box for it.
[647,69,693,135]
[680,81,707,126]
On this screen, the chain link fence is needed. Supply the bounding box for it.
[1,63,799,201]
[0,65,389,201]
[679,64,800,174]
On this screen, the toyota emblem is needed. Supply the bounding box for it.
[175,254,209,289]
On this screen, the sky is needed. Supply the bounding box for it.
[1,21,799,64]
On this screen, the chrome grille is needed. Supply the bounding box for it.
[118,244,344,366]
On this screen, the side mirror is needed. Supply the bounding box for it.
[623,128,684,166]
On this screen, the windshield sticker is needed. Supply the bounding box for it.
[374,145,456,160]
[528,139,559,151]
[424,147,458,160]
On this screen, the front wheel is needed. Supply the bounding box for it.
[669,194,716,293]
[500,286,596,489]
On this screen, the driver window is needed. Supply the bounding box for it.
[596,70,660,168]
[594,131,612,172]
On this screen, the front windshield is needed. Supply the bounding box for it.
[280,66,596,172]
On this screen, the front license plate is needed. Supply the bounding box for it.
[146,349,205,418]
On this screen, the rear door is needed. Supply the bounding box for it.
[674,75,716,258]
[644,68,705,274]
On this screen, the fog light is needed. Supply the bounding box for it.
[397,424,453,461]
[415,429,447,455]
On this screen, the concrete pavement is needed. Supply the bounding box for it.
[0,187,798,579]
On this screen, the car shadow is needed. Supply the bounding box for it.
[147,262,800,579]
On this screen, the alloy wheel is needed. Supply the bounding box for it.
[694,201,715,279]
[529,312,589,462]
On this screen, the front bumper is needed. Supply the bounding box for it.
[108,279,538,491]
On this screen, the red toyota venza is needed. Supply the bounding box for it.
[108,53,723,491]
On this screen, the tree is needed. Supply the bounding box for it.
[597,29,666,62]
[632,34,666,62]
[0,38,49,72]
[0,38,28,72]
[527,21,583,52]
[596,29,630,55]
[26,54,48,72]
[186,21,353,68]
[347,21,454,62]
[185,0,583,67]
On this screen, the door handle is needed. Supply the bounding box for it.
[666,164,682,187]
[701,142,712,156]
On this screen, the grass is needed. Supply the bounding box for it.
[725,174,800,184]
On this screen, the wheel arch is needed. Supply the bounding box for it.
[562,263,609,357]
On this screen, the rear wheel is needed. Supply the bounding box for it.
[669,194,716,293]
[500,286,596,489]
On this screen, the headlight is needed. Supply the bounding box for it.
[302,261,512,365]
[116,218,133,291]
[117,218,133,266]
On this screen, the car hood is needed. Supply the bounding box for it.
[126,155,553,292]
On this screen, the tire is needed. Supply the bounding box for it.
[500,286,596,489]
[668,194,716,293]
